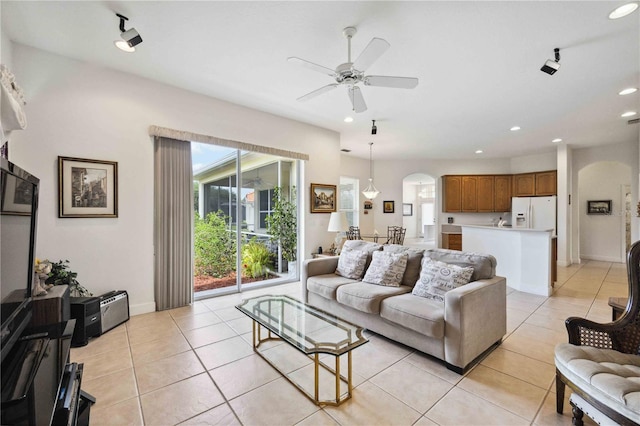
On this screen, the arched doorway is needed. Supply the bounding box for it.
[402,173,436,248]
[577,161,631,263]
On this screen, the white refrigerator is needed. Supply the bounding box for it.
[511,196,557,234]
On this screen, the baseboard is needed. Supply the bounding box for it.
[129,302,156,316]
[580,254,624,263]
[557,260,571,267]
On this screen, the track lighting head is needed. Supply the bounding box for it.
[540,48,560,75]
[115,13,142,52]
[371,120,377,135]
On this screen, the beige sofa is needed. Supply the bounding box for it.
[301,242,507,373]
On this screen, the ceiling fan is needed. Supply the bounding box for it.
[288,27,419,113]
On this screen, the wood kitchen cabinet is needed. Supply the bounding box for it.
[513,173,536,196]
[477,175,495,212]
[535,170,557,196]
[443,175,462,212]
[494,175,512,212]
[461,176,478,212]
[442,233,462,251]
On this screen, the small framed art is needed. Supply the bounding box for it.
[310,183,336,213]
[403,203,413,216]
[587,200,611,215]
[58,156,118,218]
[383,200,395,213]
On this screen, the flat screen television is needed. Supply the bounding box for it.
[0,158,39,363]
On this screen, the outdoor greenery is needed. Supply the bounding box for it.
[241,238,274,278]
[266,186,297,262]
[194,211,236,277]
[45,259,93,297]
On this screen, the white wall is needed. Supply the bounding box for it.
[510,152,556,174]
[578,162,631,262]
[8,44,340,314]
[572,141,639,263]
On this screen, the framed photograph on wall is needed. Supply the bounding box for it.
[587,200,611,215]
[58,156,118,218]
[403,203,413,216]
[310,183,336,213]
[383,200,395,213]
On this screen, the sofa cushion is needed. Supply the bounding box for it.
[383,245,424,287]
[412,258,474,302]
[363,251,408,287]
[337,282,412,314]
[424,248,496,281]
[307,274,359,301]
[555,343,640,423]
[335,248,368,279]
[380,293,445,338]
[342,239,382,268]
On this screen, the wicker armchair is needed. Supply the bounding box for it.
[555,240,640,425]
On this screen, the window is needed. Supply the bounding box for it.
[258,188,275,229]
[339,176,359,227]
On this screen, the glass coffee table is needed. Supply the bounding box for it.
[236,295,368,406]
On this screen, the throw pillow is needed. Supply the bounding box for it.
[383,245,424,287]
[362,251,408,287]
[335,248,369,279]
[412,258,474,302]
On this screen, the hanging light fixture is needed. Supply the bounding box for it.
[362,142,380,199]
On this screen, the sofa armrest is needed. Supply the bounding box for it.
[301,257,339,302]
[443,276,507,370]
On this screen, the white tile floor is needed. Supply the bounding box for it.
[73,260,627,425]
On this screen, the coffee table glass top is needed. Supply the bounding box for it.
[236,295,368,356]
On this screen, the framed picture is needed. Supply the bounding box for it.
[403,203,413,216]
[587,200,611,215]
[58,156,118,218]
[1,174,32,215]
[383,200,395,213]
[310,183,336,213]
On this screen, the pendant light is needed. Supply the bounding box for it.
[362,142,380,199]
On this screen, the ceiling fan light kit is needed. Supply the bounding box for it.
[289,26,419,113]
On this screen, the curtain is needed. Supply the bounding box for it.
[154,136,193,310]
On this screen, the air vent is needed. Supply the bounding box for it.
[628,118,639,125]
[341,149,351,152]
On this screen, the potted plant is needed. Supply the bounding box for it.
[45,259,93,297]
[266,186,297,274]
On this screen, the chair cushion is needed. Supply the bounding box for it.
[424,248,496,281]
[412,258,474,302]
[383,245,424,287]
[363,251,408,287]
[335,248,368,279]
[336,282,412,314]
[380,293,445,338]
[307,274,359,301]
[555,343,640,423]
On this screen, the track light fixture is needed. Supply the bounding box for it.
[371,120,377,135]
[540,48,561,75]
[114,13,142,52]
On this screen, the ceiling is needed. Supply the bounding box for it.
[2,1,639,161]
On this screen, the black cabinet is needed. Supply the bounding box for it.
[1,320,93,425]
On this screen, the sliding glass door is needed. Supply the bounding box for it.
[192,143,298,298]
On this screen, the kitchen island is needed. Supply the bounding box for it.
[461,225,555,296]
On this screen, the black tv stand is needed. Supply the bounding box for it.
[1,320,95,425]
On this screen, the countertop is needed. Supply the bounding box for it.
[461,224,554,233]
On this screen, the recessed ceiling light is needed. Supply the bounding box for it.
[621,111,637,117]
[344,116,353,123]
[552,138,562,143]
[475,150,483,154]
[114,40,135,52]
[619,87,638,95]
[608,2,639,19]
[510,126,521,131]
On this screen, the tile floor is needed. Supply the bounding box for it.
[73,260,628,425]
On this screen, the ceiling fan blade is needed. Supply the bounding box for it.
[364,75,419,89]
[297,84,338,102]
[353,38,390,71]
[348,86,367,113]
[287,57,336,77]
